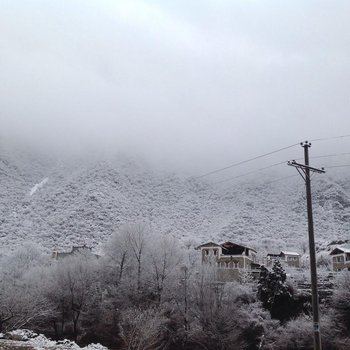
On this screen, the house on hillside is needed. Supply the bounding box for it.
[329,245,350,271]
[196,241,260,281]
[266,251,301,268]
[51,245,98,261]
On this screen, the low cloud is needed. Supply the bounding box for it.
[1,1,350,173]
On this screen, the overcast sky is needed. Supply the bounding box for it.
[1,0,350,174]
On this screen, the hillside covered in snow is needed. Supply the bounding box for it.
[0,145,349,255]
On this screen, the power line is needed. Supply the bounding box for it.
[260,174,298,186]
[212,152,350,185]
[310,134,350,142]
[204,175,298,221]
[228,174,298,190]
[312,152,350,159]
[311,152,350,159]
[196,136,350,180]
[196,143,299,179]
[215,161,286,184]
[326,164,350,169]
[215,152,350,185]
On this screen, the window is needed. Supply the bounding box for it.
[204,250,209,256]
[213,249,217,256]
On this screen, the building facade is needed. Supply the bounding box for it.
[51,245,97,261]
[330,246,350,271]
[197,241,259,281]
[266,251,301,268]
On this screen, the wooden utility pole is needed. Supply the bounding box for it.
[288,141,325,350]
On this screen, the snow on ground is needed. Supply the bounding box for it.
[29,178,49,196]
[0,330,108,349]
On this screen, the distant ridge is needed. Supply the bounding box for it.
[0,148,349,255]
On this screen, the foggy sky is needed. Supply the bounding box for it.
[1,0,350,174]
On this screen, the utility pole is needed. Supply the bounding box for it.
[288,141,325,350]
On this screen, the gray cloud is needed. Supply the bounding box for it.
[1,0,350,174]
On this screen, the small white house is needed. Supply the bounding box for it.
[266,251,301,268]
[329,245,350,272]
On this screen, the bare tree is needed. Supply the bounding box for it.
[44,253,98,341]
[0,243,50,332]
[332,271,350,335]
[2,242,46,279]
[124,223,148,291]
[148,235,182,304]
[121,307,168,350]
[103,228,130,286]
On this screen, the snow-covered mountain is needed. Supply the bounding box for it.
[0,145,349,255]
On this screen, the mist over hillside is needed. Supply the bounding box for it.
[0,145,349,255]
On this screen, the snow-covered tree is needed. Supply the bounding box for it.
[147,235,182,304]
[43,253,99,341]
[257,260,294,321]
[0,243,50,332]
[120,308,168,350]
[332,271,350,335]
[103,227,131,286]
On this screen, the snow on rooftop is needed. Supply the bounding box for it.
[340,244,350,252]
[333,247,350,254]
[281,251,300,256]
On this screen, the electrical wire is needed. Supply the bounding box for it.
[215,161,287,184]
[259,174,299,186]
[309,134,350,142]
[196,143,300,179]
[213,152,350,186]
[326,165,350,169]
[195,134,350,183]
[225,174,299,192]
[311,152,350,159]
